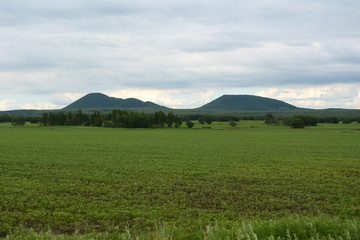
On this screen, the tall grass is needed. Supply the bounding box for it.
[6,216,360,239]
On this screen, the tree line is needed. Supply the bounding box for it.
[38,110,183,128]
[2,112,360,128]
[264,113,360,128]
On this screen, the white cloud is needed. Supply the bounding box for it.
[200,89,214,105]
[256,84,360,109]
[51,92,87,105]
[108,88,218,108]
[21,102,60,110]
[0,99,17,111]
[0,1,359,109]
[109,89,188,108]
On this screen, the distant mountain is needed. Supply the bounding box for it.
[197,95,298,111]
[63,93,168,111]
[3,93,360,118]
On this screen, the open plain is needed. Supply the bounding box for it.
[1,121,359,239]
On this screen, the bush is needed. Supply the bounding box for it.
[229,120,237,128]
[11,116,25,126]
[265,113,275,124]
[186,121,194,128]
[288,117,305,129]
[343,119,352,124]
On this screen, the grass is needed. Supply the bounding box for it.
[1,121,360,238]
[4,216,360,239]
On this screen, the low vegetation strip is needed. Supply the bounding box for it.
[5,216,360,239]
[0,122,359,238]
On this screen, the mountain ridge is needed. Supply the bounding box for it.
[63,93,169,111]
[2,93,360,118]
[64,93,298,111]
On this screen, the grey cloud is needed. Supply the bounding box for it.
[0,0,359,98]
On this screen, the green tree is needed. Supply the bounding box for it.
[229,120,237,128]
[186,121,194,128]
[0,114,11,123]
[167,112,175,127]
[289,117,305,128]
[90,112,103,127]
[65,112,74,126]
[41,113,48,126]
[205,115,214,125]
[58,112,66,126]
[153,110,166,127]
[174,115,182,128]
[11,116,25,126]
[48,112,57,126]
[198,117,205,125]
[343,119,352,124]
[265,113,275,124]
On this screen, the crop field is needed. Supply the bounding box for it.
[1,121,360,239]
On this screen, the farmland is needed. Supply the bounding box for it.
[0,121,360,239]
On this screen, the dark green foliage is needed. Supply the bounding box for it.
[0,114,11,123]
[264,113,276,124]
[216,115,240,122]
[240,116,254,120]
[48,112,58,126]
[205,116,214,124]
[29,116,41,124]
[90,112,103,127]
[65,112,74,126]
[41,113,48,126]
[292,115,318,126]
[343,118,352,124]
[198,115,214,125]
[186,121,194,128]
[11,116,25,126]
[319,116,339,124]
[167,112,175,127]
[174,115,182,128]
[198,95,298,111]
[288,117,305,128]
[229,120,237,127]
[153,110,167,127]
[282,115,318,128]
[302,115,318,126]
[38,110,181,128]
[183,114,263,123]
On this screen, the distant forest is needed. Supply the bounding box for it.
[2,110,360,129]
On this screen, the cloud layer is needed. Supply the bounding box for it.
[0,0,359,110]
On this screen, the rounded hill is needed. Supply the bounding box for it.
[198,95,298,111]
[63,93,167,110]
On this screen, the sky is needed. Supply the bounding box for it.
[1,0,360,110]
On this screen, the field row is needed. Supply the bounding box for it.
[1,122,359,238]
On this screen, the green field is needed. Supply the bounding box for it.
[1,122,360,239]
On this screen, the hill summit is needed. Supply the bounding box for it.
[197,95,298,111]
[63,93,298,112]
[63,93,168,111]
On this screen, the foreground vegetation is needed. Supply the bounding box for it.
[1,121,359,239]
[6,216,360,239]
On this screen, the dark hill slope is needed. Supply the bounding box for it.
[197,95,298,111]
[63,93,168,111]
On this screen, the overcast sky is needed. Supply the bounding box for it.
[1,0,360,110]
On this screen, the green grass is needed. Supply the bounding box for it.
[1,121,360,239]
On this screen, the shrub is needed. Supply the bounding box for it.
[288,117,305,128]
[186,121,194,128]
